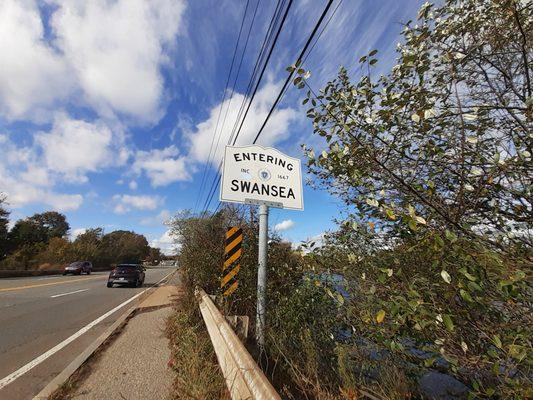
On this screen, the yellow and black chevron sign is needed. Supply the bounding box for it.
[221,226,242,296]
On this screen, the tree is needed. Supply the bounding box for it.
[291,1,531,395]
[295,0,531,249]
[0,194,9,258]
[28,211,69,239]
[8,219,47,251]
[146,247,163,264]
[8,211,70,252]
[69,228,104,263]
[99,230,150,265]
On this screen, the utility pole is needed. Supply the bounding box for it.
[256,204,268,348]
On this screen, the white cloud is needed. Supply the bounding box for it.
[0,0,186,122]
[140,209,172,226]
[112,194,163,214]
[0,0,73,120]
[149,229,176,255]
[274,219,295,232]
[129,181,138,190]
[0,136,83,211]
[133,145,191,187]
[49,0,186,121]
[0,114,128,212]
[185,80,298,166]
[291,232,326,253]
[0,174,83,212]
[70,228,87,240]
[36,114,127,183]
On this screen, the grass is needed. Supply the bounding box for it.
[165,292,229,400]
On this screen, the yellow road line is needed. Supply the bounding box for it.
[0,276,106,293]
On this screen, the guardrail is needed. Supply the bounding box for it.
[0,267,116,279]
[196,288,281,400]
[0,270,65,278]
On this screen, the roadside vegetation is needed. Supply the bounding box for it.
[0,195,165,270]
[166,284,229,400]
[169,0,531,398]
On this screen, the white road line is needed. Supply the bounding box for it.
[50,289,89,298]
[0,269,175,390]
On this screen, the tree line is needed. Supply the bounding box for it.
[0,194,166,270]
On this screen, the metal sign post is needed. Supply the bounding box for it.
[219,145,303,350]
[256,203,268,347]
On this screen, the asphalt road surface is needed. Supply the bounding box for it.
[0,266,176,400]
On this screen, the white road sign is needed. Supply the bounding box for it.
[220,145,303,210]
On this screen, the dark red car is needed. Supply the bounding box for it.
[107,264,145,288]
[63,261,92,275]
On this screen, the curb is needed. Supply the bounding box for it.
[32,269,178,400]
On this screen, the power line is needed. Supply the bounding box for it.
[207,0,272,192]
[193,0,252,213]
[203,0,337,213]
[200,0,293,213]
[251,0,335,144]
[197,0,284,214]
[228,0,294,148]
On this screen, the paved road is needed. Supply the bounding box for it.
[0,267,176,400]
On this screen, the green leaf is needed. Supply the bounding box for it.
[467,281,482,292]
[492,362,500,376]
[423,357,436,367]
[442,314,454,331]
[459,268,477,282]
[445,230,457,243]
[385,209,396,220]
[459,289,474,303]
[369,49,378,56]
[493,335,502,349]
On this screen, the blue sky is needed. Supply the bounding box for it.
[0,0,425,253]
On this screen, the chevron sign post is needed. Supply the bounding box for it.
[221,226,242,296]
